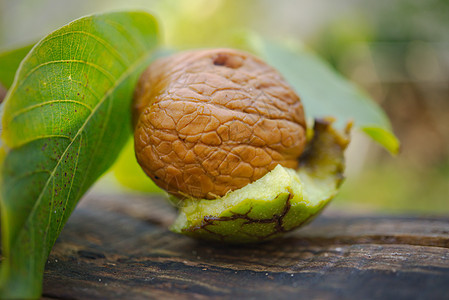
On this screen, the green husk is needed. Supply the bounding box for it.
[171,119,350,243]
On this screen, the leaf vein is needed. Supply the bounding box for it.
[70,79,102,101]
[40,30,129,66]
[44,173,55,256]
[18,60,116,89]
[101,19,147,53]
[13,135,72,149]
[9,100,93,123]
[55,133,82,238]
[75,84,113,201]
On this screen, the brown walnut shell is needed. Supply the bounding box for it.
[133,48,307,199]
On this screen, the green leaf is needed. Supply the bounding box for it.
[249,36,400,155]
[0,11,159,298]
[0,44,34,89]
[361,126,400,156]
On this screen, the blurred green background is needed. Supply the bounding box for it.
[1,0,447,215]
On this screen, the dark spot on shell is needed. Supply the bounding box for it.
[213,53,243,69]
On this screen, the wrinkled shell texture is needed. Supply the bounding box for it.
[134,49,306,199]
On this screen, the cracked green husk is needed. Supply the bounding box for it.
[170,119,350,243]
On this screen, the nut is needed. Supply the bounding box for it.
[133,49,307,199]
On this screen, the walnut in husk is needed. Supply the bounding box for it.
[133,49,350,243]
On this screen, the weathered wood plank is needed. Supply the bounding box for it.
[42,193,449,300]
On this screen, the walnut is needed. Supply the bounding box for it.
[133,49,307,199]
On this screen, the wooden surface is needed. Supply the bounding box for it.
[43,193,449,300]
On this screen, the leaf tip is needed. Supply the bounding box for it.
[361,126,400,156]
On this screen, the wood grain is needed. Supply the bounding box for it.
[42,193,449,300]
